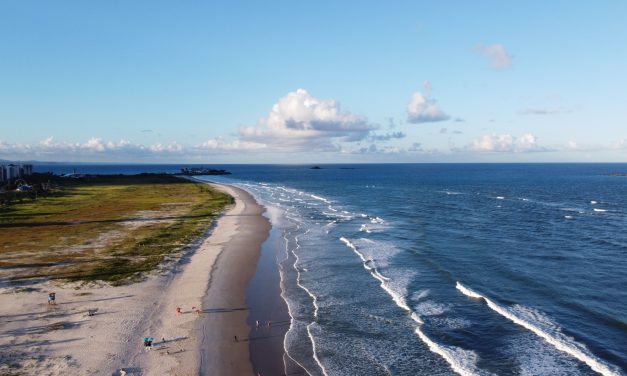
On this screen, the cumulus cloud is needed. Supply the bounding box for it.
[239,89,375,151]
[456,133,548,153]
[406,91,450,123]
[476,44,513,70]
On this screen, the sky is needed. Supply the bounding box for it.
[1,1,626,163]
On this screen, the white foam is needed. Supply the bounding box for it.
[291,229,329,376]
[415,301,449,316]
[456,282,621,376]
[590,201,597,205]
[340,237,407,310]
[564,215,574,219]
[310,194,331,204]
[442,190,462,195]
[340,238,485,376]
[415,327,492,376]
[496,196,505,200]
[593,208,607,212]
[359,224,372,233]
[278,228,315,376]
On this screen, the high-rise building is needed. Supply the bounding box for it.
[0,163,34,183]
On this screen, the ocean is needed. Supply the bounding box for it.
[36,163,627,375]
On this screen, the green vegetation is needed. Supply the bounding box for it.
[0,174,232,284]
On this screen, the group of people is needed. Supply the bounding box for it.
[175,306,202,315]
[255,319,272,329]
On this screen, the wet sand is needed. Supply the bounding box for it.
[196,184,273,375]
[246,213,293,375]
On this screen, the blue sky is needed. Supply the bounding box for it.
[1,1,626,163]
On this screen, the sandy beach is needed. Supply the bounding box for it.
[0,182,276,376]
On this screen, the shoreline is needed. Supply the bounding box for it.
[246,206,299,376]
[194,183,273,375]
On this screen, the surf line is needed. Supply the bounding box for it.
[292,228,329,376]
[456,282,621,376]
[339,237,486,376]
[279,225,314,376]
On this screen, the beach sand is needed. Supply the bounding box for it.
[0,182,281,376]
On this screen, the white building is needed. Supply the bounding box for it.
[0,163,33,183]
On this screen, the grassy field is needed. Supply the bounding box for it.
[0,174,232,284]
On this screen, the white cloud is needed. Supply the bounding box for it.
[239,89,375,151]
[198,138,267,152]
[351,144,403,155]
[458,133,548,153]
[0,136,268,162]
[476,44,513,70]
[519,107,574,115]
[408,142,423,152]
[369,131,406,141]
[519,108,558,115]
[406,91,450,123]
[613,139,627,150]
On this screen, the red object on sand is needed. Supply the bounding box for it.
[176,307,182,315]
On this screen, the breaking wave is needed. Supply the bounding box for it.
[456,282,621,376]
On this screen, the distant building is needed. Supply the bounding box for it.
[20,164,33,176]
[0,163,33,183]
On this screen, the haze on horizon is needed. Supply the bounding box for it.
[1,1,626,164]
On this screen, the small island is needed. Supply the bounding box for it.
[179,167,231,176]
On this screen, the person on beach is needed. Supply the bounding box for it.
[119,368,127,376]
[143,337,154,350]
[47,292,56,305]
[234,335,238,342]
[175,307,182,315]
[256,320,260,329]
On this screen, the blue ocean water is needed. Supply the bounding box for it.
[37,163,627,375]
